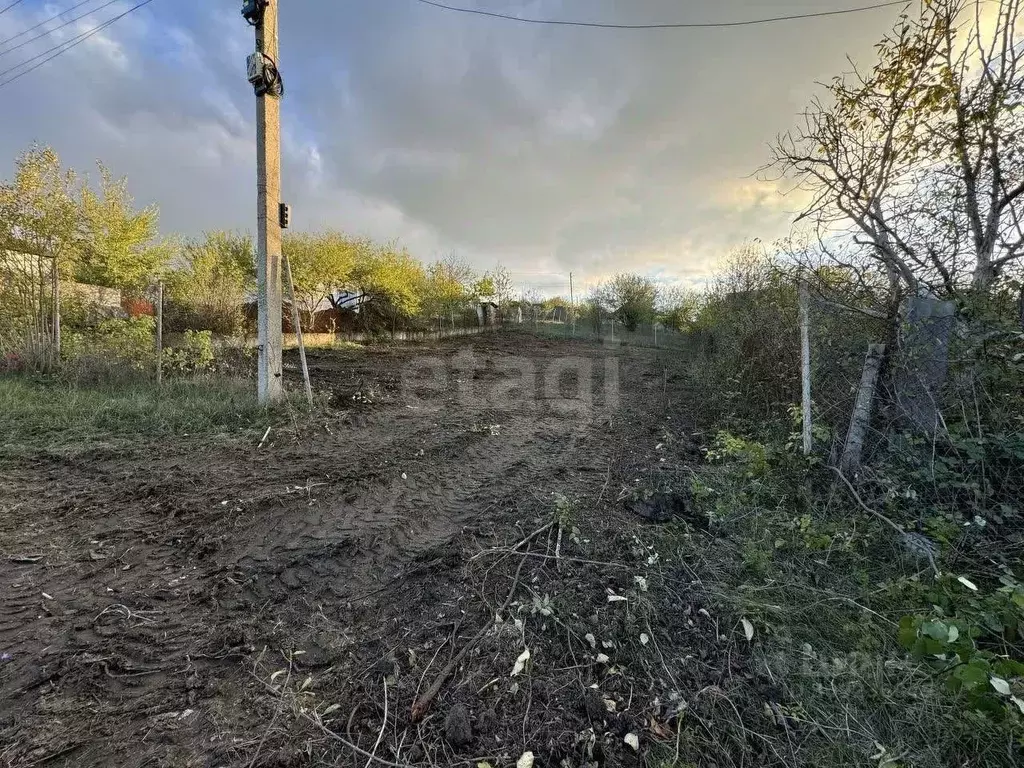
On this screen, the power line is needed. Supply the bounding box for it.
[0,0,157,89]
[0,0,122,60]
[0,0,101,49]
[411,0,909,29]
[0,0,28,18]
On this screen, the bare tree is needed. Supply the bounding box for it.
[768,0,1024,297]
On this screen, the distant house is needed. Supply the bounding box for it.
[328,290,368,312]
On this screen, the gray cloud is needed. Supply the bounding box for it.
[0,0,906,290]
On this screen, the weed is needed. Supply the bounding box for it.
[669,428,1024,767]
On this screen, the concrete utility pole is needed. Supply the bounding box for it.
[254,0,283,403]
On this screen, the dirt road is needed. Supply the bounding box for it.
[1,333,699,767]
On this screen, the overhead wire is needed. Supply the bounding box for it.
[0,0,917,90]
[410,0,910,29]
[0,0,122,59]
[0,0,158,89]
[0,0,28,17]
[0,0,102,49]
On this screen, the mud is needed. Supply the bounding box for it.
[0,333,736,768]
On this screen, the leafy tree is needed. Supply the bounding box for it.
[542,295,570,321]
[593,273,658,331]
[424,255,476,328]
[658,286,700,331]
[0,146,81,359]
[77,164,168,293]
[471,265,515,306]
[353,242,427,326]
[165,231,254,334]
[283,231,361,330]
[487,264,515,306]
[577,298,604,332]
[473,275,496,298]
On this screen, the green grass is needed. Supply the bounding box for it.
[0,374,274,458]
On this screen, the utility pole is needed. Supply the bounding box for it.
[246,0,284,404]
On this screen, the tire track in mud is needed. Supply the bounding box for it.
[0,335,656,767]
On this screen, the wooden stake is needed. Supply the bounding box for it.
[283,254,314,409]
[51,256,61,364]
[569,272,575,337]
[156,280,164,387]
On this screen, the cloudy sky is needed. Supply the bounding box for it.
[0,0,910,294]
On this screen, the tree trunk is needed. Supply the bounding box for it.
[840,343,886,476]
[972,257,995,293]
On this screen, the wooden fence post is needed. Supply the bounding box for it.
[156,280,163,387]
[840,343,886,475]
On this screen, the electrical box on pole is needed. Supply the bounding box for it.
[241,0,268,25]
[246,52,284,98]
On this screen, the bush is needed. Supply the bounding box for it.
[689,255,801,426]
[162,330,215,376]
[163,299,246,336]
[678,432,1024,767]
[62,316,156,382]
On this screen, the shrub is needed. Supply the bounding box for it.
[62,316,156,382]
[162,330,215,376]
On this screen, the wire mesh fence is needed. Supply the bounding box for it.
[500,316,691,351]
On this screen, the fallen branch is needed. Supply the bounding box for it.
[829,466,904,536]
[364,677,389,768]
[411,554,529,722]
[304,712,414,768]
[468,521,552,563]
[554,522,563,572]
[829,466,939,575]
[249,669,412,768]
